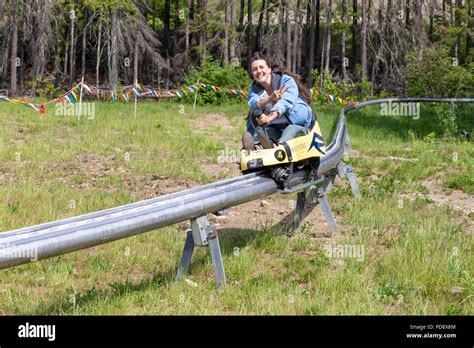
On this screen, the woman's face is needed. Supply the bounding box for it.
[251,59,272,85]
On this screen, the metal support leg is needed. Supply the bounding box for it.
[207,228,226,290]
[337,161,361,200]
[292,182,340,234]
[345,164,361,199]
[344,127,354,157]
[340,130,362,200]
[317,187,340,234]
[175,216,226,289]
[293,189,306,232]
[175,230,195,282]
[322,171,337,194]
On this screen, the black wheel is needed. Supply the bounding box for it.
[271,164,293,184]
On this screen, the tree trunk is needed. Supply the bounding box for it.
[285,0,291,69]
[247,0,253,62]
[293,0,301,72]
[230,0,236,62]
[414,0,425,52]
[305,0,311,65]
[185,0,190,59]
[341,0,347,80]
[264,0,270,35]
[307,0,315,81]
[324,0,332,72]
[174,0,179,57]
[255,0,265,53]
[200,0,207,61]
[10,0,18,96]
[406,0,410,29]
[189,0,194,48]
[443,0,446,25]
[361,0,368,80]
[450,0,454,27]
[224,0,229,62]
[0,9,11,86]
[81,8,87,78]
[164,0,171,56]
[109,10,119,89]
[96,17,102,87]
[351,0,357,69]
[64,41,69,78]
[238,0,245,32]
[429,0,434,42]
[20,0,27,92]
[69,1,76,86]
[372,0,384,87]
[315,0,320,67]
[277,0,284,65]
[466,0,472,62]
[53,13,60,88]
[455,0,462,62]
[32,0,52,83]
[134,39,139,83]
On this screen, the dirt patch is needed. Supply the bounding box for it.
[0,161,24,183]
[191,112,244,179]
[422,179,473,214]
[200,161,241,180]
[123,175,198,199]
[192,112,235,134]
[47,152,199,198]
[401,178,473,216]
[192,112,241,147]
[0,171,22,183]
[48,153,122,178]
[47,153,124,192]
[207,193,335,237]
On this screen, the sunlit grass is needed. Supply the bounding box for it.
[0,99,472,315]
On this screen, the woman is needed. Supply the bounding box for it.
[242,52,314,150]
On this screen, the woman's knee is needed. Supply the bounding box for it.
[279,125,307,142]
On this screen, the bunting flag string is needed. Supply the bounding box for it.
[1,80,357,114]
[308,87,358,107]
[0,96,47,114]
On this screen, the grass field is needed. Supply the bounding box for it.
[0,99,472,315]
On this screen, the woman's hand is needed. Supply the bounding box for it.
[257,111,279,125]
[269,85,289,103]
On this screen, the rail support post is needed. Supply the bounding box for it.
[292,174,340,234]
[314,186,340,234]
[293,187,311,232]
[340,127,361,199]
[175,215,226,289]
[337,162,361,200]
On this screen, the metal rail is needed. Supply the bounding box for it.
[0,98,472,274]
[0,114,347,270]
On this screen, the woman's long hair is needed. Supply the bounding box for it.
[249,52,311,105]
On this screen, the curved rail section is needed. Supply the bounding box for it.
[1,97,472,287]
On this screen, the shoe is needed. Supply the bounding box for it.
[257,129,274,149]
[242,131,254,151]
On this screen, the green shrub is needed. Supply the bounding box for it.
[26,78,62,98]
[443,174,474,194]
[406,46,474,98]
[182,55,251,105]
[434,103,459,137]
[311,69,374,105]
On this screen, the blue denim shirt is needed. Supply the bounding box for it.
[247,74,313,129]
